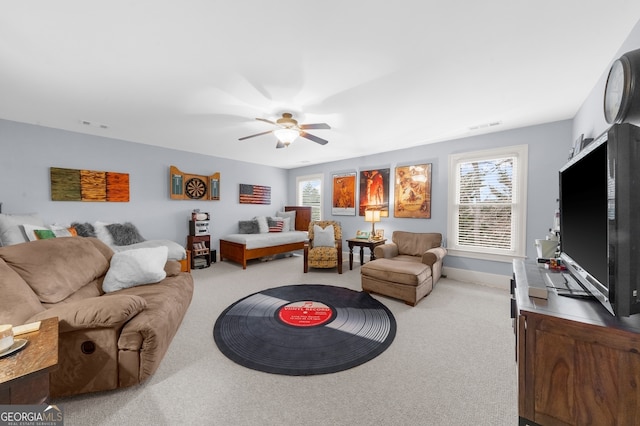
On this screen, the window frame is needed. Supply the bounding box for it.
[296,174,323,221]
[447,144,528,262]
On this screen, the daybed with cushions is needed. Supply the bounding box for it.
[220,206,311,269]
[0,236,194,398]
[0,213,189,271]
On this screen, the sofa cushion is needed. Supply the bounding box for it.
[238,219,260,234]
[361,258,431,287]
[253,216,269,233]
[22,224,49,241]
[276,210,296,231]
[313,224,335,247]
[102,246,168,293]
[28,294,147,333]
[106,222,146,246]
[0,237,110,304]
[0,258,45,324]
[71,222,97,238]
[94,221,115,246]
[268,217,284,232]
[393,231,441,256]
[0,213,44,246]
[34,229,56,240]
[23,224,77,241]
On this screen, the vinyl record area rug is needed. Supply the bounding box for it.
[213,285,396,376]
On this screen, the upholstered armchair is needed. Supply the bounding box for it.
[373,231,446,283]
[304,221,343,274]
[361,231,447,305]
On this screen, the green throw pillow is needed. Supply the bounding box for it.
[34,229,56,240]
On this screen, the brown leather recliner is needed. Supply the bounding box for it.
[0,237,194,398]
[361,231,447,305]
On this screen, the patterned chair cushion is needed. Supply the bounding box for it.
[305,220,342,272]
[308,246,339,268]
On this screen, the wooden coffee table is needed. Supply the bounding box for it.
[0,317,58,404]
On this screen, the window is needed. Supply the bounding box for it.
[448,145,528,262]
[296,174,323,221]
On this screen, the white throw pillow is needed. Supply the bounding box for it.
[280,217,291,233]
[277,211,296,231]
[253,216,269,233]
[0,213,44,246]
[102,246,168,293]
[22,224,49,241]
[313,224,335,247]
[94,221,115,246]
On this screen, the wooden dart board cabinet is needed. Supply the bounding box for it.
[170,165,220,201]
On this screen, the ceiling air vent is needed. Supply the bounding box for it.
[468,121,502,131]
[80,120,109,129]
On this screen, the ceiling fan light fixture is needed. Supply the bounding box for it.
[274,128,300,145]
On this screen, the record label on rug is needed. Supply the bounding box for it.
[278,301,333,327]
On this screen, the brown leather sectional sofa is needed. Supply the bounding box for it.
[0,237,194,398]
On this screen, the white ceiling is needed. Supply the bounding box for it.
[2,1,640,169]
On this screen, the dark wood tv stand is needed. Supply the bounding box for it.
[512,259,640,425]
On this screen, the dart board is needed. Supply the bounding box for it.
[185,177,207,199]
[170,165,220,201]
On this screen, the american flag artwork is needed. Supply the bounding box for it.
[239,184,271,205]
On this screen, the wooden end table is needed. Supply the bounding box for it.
[0,317,59,404]
[347,238,387,270]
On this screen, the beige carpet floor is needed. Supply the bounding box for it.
[54,254,518,425]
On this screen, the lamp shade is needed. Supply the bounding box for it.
[274,128,300,145]
[365,210,381,223]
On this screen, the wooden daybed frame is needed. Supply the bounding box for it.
[219,206,311,269]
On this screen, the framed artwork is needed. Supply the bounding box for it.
[239,184,271,205]
[359,168,390,216]
[355,230,370,239]
[570,134,583,159]
[375,229,384,239]
[580,136,594,151]
[332,172,356,216]
[51,167,129,202]
[394,163,432,218]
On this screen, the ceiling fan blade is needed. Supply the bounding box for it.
[256,117,278,126]
[238,130,273,141]
[276,140,286,149]
[300,131,328,145]
[299,123,331,130]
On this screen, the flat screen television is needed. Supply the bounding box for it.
[559,123,640,317]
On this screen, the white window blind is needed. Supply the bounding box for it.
[448,145,527,261]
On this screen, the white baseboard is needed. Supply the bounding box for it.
[442,266,511,291]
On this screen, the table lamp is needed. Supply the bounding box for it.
[365,209,381,240]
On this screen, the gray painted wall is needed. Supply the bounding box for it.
[2,18,638,277]
[573,19,640,140]
[287,121,571,277]
[0,119,288,253]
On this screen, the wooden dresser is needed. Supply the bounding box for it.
[512,260,640,426]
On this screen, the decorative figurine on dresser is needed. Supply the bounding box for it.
[187,210,212,269]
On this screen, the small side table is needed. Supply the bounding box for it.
[0,317,59,404]
[347,238,387,270]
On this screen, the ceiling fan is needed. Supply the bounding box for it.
[239,113,331,148]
